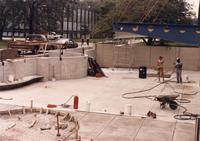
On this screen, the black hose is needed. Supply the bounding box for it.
[176,98,191,103]
[121,76,200,120]
[174,114,197,120]
[174,91,200,96]
[122,77,176,99]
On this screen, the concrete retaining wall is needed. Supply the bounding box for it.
[0,56,88,82]
[96,43,200,71]
[37,56,88,81]
[0,58,37,82]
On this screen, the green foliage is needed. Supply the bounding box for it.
[142,0,195,24]
[0,41,7,48]
[92,0,196,38]
[0,0,73,40]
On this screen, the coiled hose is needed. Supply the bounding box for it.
[121,77,200,120]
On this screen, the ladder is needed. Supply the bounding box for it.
[113,39,135,70]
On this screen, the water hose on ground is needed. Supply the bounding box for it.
[121,77,200,120]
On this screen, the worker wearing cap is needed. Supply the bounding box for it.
[175,58,183,83]
[157,56,164,82]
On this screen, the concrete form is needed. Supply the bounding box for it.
[96,43,200,70]
[0,105,80,141]
[0,46,97,83]
[0,56,88,82]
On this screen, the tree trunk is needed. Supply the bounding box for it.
[0,27,4,41]
[0,33,3,41]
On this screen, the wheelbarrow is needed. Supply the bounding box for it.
[155,94,179,110]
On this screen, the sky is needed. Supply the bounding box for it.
[187,0,199,15]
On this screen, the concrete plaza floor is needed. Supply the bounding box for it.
[0,104,195,141]
[0,69,199,120]
[0,69,199,140]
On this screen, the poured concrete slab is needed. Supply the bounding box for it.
[0,104,195,141]
[173,122,195,141]
[0,69,199,123]
[77,113,195,141]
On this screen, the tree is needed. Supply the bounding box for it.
[142,0,195,24]
[0,0,12,40]
[0,0,73,39]
[92,0,195,38]
[27,0,73,34]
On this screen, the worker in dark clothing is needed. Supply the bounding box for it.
[81,38,84,46]
[175,58,183,83]
[86,39,89,46]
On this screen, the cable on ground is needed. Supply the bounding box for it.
[121,76,200,120]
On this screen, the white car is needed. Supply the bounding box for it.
[47,32,62,40]
[55,38,70,44]
[55,38,78,48]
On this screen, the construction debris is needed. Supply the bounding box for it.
[55,123,68,130]
[147,111,156,119]
[63,113,71,121]
[88,57,106,77]
[28,120,37,128]
[6,123,16,130]
[40,126,51,131]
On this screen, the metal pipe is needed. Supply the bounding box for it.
[56,112,61,137]
[195,118,200,141]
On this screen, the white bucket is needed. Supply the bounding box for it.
[86,101,91,112]
[184,75,189,83]
[8,75,14,82]
[124,104,132,116]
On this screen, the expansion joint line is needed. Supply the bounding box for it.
[171,117,178,141]
[93,115,116,140]
[171,86,183,141]
[131,118,145,141]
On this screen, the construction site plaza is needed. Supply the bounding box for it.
[0,67,199,141]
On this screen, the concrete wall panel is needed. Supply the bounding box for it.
[96,43,200,71]
[36,56,88,81]
[36,57,50,81]
[0,62,15,82]
[0,55,88,82]
[14,58,37,79]
[180,48,200,70]
[0,58,37,82]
